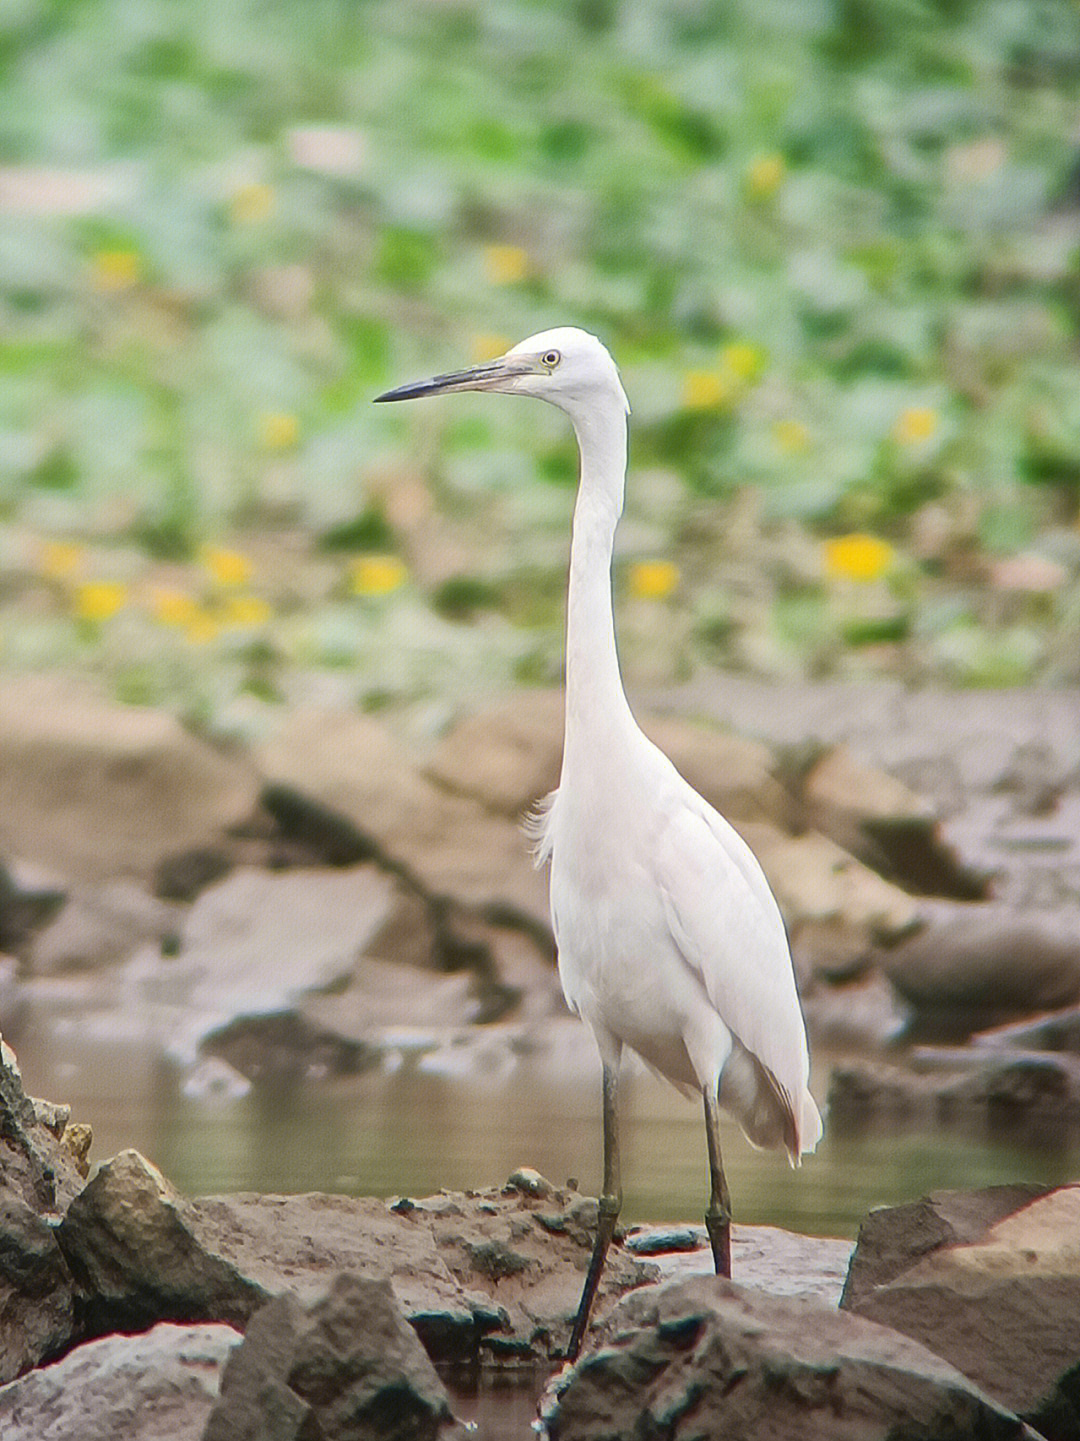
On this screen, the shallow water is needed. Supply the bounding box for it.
[12,1025,1080,1439]
[15,1026,1080,1234]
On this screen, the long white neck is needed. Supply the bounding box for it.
[562,398,636,770]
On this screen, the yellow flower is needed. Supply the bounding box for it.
[892,407,939,444]
[823,534,895,583]
[484,244,530,285]
[259,412,300,451]
[772,419,811,454]
[349,554,408,597]
[90,249,142,292]
[746,153,786,200]
[230,182,275,224]
[722,342,766,382]
[151,589,201,628]
[202,547,253,587]
[628,559,680,601]
[39,540,85,580]
[682,370,730,411]
[184,609,220,645]
[470,332,510,363]
[74,581,128,622]
[221,595,272,628]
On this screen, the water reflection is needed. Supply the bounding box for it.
[13,1028,1080,1236]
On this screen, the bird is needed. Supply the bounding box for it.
[375,327,822,1361]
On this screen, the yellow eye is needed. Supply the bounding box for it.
[542,350,561,368]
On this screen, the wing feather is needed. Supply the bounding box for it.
[654,793,821,1158]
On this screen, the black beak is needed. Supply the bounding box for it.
[374,356,525,403]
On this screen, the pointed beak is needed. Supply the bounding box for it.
[374,354,531,403]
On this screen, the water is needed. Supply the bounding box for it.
[12,1026,1080,1439]
[14,1028,1080,1234]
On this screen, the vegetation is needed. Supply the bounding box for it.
[2,0,1079,731]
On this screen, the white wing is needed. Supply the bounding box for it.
[653,789,821,1158]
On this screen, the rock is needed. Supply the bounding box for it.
[882,903,1080,1037]
[0,674,260,883]
[543,1275,1032,1440]
[827,1051,1080,1134]
[121,865,396,1061]
[648,1223,854,1307]
[624,1226,703,1256]
[846,1184,1080,1440]
[299,954,482,1049]
[201,1011,377,1083]
[973,1005,1080,1054]
[426,690,789,828]
[798,744,986,898]
[740,822,919,980]
[827,1057,958,1130]
[841,1185,1052,1309]
[0,1037,89,1379]
[800,972,909,1050]
[424,689,563,817]
[0,1194,75,1383]
[27,880,181,975]
[940,1050,1080,1129]
[258,709,550,923]
[0,1322,240,1441]
[57,1154,649,1366]
[0,861,65,951]
[0,1035,88,1216]
[203,1273,455,1441]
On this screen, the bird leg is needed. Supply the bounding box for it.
[703,1086,732,1277]
[566,1060,621,1361]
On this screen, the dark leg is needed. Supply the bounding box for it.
[566,1060,621,1361]
[703,1086,732,1277]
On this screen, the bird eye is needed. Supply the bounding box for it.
[542,350,561,369]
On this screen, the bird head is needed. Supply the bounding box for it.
[374,327,630,422]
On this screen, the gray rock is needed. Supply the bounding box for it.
[0,1322,240,1441]
[827,1050,1080,1134]
[798,743,986,898]
[543,1275,1033,1440]
[846,1184,1080,1440]
[56,1153,651,1366]
[0,1035,91,1380]
[973,1005,1080,1054]
[0,1034,88,1216]
[882,903,1080,1037]
[258,708,550,922]
[0,862,65,952]
[425,689,791,829]
[841,1184,1052,1309]
[121,864,396,1062]
[0,1195,74,1383]
[635,1223,854,1308]
[203,1273,455,1441]
[299,954,482,1052]
[0,674,260,883]
[28,879,181,975]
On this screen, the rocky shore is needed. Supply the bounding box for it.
[2,674,1079,1127]
[1,672,1079,1435]
[2,1033,1079,1438]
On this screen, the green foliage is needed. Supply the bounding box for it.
[1,0,1079,715]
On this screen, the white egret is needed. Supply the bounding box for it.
[375,328,822,1360]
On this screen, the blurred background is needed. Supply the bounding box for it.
[5,0,1080,1258]
[2,0,1079,737]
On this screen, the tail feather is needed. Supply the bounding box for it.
[721,1046,822,1166]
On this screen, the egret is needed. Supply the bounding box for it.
[375,327,822,1360]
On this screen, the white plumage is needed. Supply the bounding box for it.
[376,325,821,1357]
